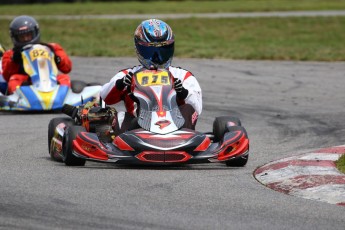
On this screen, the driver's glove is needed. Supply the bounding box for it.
[174,78,188,100]
[116,71,134,90]
[62,104,78,119]
[54,55,61,65]
[12,47,22,64]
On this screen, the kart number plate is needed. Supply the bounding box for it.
[28,48,51,61]
[136,71,170,87]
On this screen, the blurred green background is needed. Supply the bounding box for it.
[0,0,345,60]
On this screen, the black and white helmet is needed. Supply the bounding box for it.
[9,15,40,48]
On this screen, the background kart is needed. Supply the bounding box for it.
[0,44,7,95]
[48,69,249,167]
[0,44,101,111]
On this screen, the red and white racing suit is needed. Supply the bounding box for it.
[2,43,72,94]
[100,65,202,131]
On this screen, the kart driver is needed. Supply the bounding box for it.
[100,19,202,134]
[0,44,6,94]
[1,15,72,94]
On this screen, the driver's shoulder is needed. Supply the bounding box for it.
[46,42,63,50]
[3,49,14,57]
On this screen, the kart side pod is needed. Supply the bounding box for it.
[217,126,249,161]
[73,132,108,160]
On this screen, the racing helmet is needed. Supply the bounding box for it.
[9,15,40,48]
[134,19,174,69]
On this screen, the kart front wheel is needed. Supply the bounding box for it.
[48,117,75,161]
[62,126,86,166]
[225,153,249,167]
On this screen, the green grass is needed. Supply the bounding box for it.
[0,1,345,60]
[0,0,345,15]
[336,154,345,173]
[1,16,345,61]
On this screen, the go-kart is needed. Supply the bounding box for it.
[0,44,7,95]
[48,69,249,166]
[0,44,101,111]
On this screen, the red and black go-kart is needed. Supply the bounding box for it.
[48,69,249,167]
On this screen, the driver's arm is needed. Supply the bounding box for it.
[47,43,72,74]
[2,50,20,82]
[100,71,128,105]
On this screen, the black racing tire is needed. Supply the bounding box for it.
[87,82,101,86]
[71,80,87,93]
[225,152,249,167]
[62,126,86,166]
[213,116,241,142]
[48,117,75,161]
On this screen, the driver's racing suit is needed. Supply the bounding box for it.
[1,43,72,94]
[100,65,202,134]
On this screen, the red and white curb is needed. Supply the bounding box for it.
[254,145,345,206]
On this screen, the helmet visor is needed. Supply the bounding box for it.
[136,42,174,65]
[13,29,36,43]
[16,32,34,43]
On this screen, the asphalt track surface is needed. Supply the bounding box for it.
[1,57,345,229]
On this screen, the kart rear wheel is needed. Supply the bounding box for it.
[48,117,75,161]
[71,80,87,93]
[62,126,86,166]
[213,116,241,142]
[87,82,101,86]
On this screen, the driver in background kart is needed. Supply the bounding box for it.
[1,15,72,95]
[0,44,7,94]
[100,19,202,134]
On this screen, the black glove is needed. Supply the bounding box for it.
[174,78,189,100]
[116,72,134,90]
[174,78,183,93]
[54,55,61,65]
[123,72,133,87]
[62,104,78,119]
[12,47,22,64]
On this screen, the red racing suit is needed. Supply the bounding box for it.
[101,65,202,130]
[1,43,72,94]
